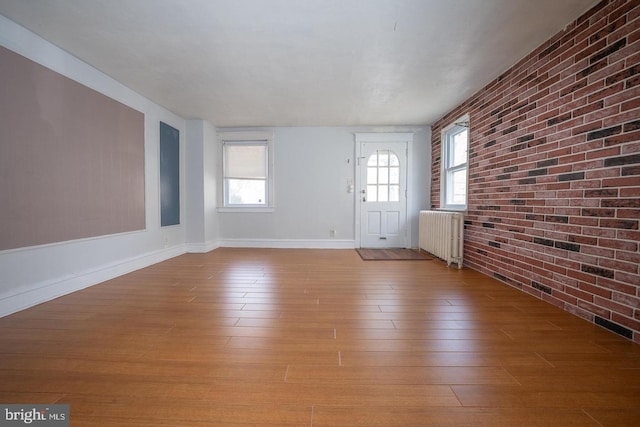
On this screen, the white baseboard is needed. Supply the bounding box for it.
[218,238,355,249]
[0,245,186,318]
[185,240,220,253]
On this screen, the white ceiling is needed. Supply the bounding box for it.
[0,0,599,127]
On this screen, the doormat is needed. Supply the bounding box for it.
[356,248,433,261]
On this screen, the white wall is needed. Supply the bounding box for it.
[186,119,219,252]
[203,121,219,245]
[0,16,187,316]
[217,126,431,248]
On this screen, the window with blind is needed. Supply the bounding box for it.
[219,132,274,210]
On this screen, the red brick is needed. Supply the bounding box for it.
[573,159,604,171]
[587,59,626,84]
[570,179,603,189]
[598,257,639,274]
[568,234,598,245]
[597,277,637,295]
[567,286,596,302]
[594,296,634,317]
[621,141,640,154]
[581,245,615,258]
[570,216,599,227]
[600,218,639,229]
[572,120,604,135]
[599,238,638,251]
[553,289,579,305]
[587,146,622,160]
[543,261,567,275]
[548,164,574,174]
[564,303,595,321]
[610,38,640,65]
[587,82,625,103]
[613,293,640,309]
[621,97,640,111]
[604,129,640,146]
[585,168,620,178]
[615,270,640,286]
[578,282,613,299]
[585,105,621,122]
[567,268,598,284]
[617,207,640,218]
[577,299,613,318]
[612,312,640,331]
[602,102,640,125]
[575,80,607,100]
[541,293,567,310]
[616,251,640,266]
[602,176,640,187]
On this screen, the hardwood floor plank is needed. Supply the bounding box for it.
[452,384,640,408]
[203,380,460,407]
[67,398,312,426]
[0,391,66,404]
[235,317,396,329]
[339,350,551,368]
[284,365,519,385]
[583,408,640,427]
[310,406,601,426]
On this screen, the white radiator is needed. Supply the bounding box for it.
[419,210,464,268]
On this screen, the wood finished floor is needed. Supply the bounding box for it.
[1,248,639,426]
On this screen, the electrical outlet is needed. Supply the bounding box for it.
[329,229,336,238]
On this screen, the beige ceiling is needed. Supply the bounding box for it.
[0,0,599,127]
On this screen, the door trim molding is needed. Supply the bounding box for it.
[354,133,414,249]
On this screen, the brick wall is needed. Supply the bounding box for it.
[430,0,640,342]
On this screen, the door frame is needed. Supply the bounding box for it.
[354,133,414,249]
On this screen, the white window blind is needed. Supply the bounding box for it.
[224,143,267,179]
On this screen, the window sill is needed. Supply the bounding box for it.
[437,206,467,213]
[217,207,275,213]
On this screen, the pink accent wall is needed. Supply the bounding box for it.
[0,46,145,251]
[431,0,640,342]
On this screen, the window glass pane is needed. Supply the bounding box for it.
[367,185,377,202]
[378,167,389,184]
[448,169,467,205]
[378,151,389,166]
[367,167,377,184]
[442,120,469,209]
[378,185,389,202]
[227,179,266,205]
[389,185,399,202]
[225,144,266,179]
[389,167,399,184]
[365,149,402,204]
[450,130,468,167]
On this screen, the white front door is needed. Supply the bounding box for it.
[359,141,408,248]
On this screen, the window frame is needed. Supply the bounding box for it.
[218,131,274,212]
[440,114,469,211]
